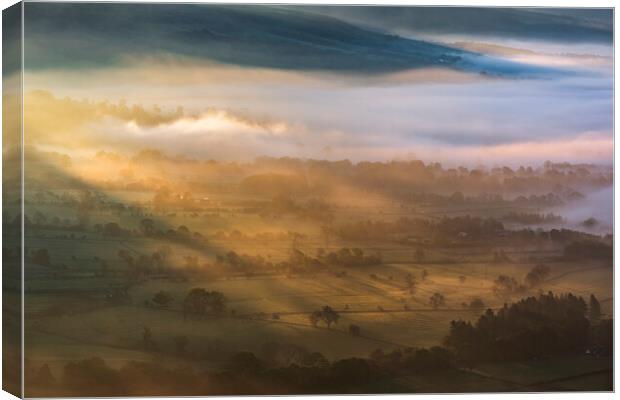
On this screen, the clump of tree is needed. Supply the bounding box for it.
[253,195,333,222]
[348,324,361,337]
[404,273,416,294]
[32,248,51,266]
[429,293,446,309]
[142,326,156,351]
[461,297,485,310]
[289,248,326,271]
[589,294,602,321]
[138,218,207,245]
[589,318,612,357]
[502,212,563,225]
[102,222,130,237]
[435,216,504,241]
[564,240,612,261]
[370,346,454,373]
[151,188,200,212]
[581,217,599,228]
[548,228,600,244]
[445,292,590,363]
[320,247,381,267]
[151,291,174,308]
[524,264,551,288]
[259,342,328,368]
[492,275,526,300]
[182,288,226,318]
[309,306,340,328]
[336,218,432,241]
[216,251,273,274]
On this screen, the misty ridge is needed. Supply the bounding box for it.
[23,4,612,76]
[23,146,611,202]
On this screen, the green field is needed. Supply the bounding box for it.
[10,156,611,395]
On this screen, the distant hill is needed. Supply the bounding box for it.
[22,4,562,76]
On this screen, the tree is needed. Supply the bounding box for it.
[430,293,445,309]
[62,357,125,396]
[32,363,55,387]
[33,211,47,226]
[156,245,172,261]
[174,335,188,355]
[492,275,525,300]
[32,248,50,266]
[118,249,134,268]
[308,306,340,328]
[349,324,361,337]
[321,305,340,328]
[140,218,156,236]
[228,352,262,375]
[525,264,551,288]
[589,294,602,321]
[142,326,155,351]
[177,225,191,238]
[309,311,322,327]
[564,240,612,260]
[405,273,416,294]
[152,291,173,308]
[183,288,226,318]
[415,248,426,263]
[103,222,125,237]
[469,297,485,310]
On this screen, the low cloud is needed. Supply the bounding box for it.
[23,90,294,148]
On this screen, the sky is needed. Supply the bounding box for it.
[17,4,614,166]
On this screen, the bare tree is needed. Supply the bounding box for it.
[430,293,446,309]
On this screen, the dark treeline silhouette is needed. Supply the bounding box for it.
[334,216,606,248]
[24,291,611,396]
[257,195,333,222]
[564,240,613,260]
[27,344,456,396]
[444,292,611,364]
[214,246,382,277]
[319,247,382,267]
[501,212,564,225]
[335,216,504,242]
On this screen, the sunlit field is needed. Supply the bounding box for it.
[12,154,613,395]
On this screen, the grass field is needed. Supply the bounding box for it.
[18,186,613,393]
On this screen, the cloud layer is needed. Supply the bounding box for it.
[19,5,614,166]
